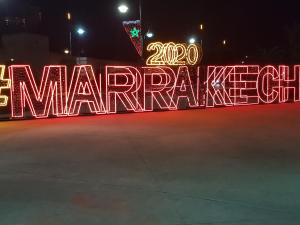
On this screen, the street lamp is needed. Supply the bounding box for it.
[118,2,142,21]
[146,31,154,38]
[118,4,129,14]
[77,27,86,36]
[189,37,197,44]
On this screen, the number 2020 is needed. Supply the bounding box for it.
[146,42,202,66]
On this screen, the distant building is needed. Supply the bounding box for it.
[0,2,122,75]
[0,2,42,34]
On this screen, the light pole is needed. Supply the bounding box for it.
[199,23,204,47]
[76,27,86,57]
[67,12,72,55]
[139,0,142,24]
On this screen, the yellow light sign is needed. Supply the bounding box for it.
[0,65,11,107]
[146,42,203,66]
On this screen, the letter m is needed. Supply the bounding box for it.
[9,65,67,118]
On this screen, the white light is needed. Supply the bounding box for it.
[64,49,70,54]
[118,4,129,14]
[10,58,15,62]
[189,37,196,44]
[67,12,71,21]
[77,27,86,36]
[146,32,154,38]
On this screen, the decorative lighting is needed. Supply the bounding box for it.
[146,42,202,66]
[0,65,11,107]
[64,49,70,55]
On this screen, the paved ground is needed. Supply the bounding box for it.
[1,104,300,225]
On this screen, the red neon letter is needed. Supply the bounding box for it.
[279,65,300,103]
[257,66,281,103]
[229,66,260,105]
[9,65,67,118]
[67,65,105,116]
[206,66,260,107]
[206,66,233,107]
[143,67,176,111]
[106,66,142,113]
[170,66,198,109]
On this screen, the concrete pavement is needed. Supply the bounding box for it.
[1,104,300,225]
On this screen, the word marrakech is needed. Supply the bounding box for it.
[0,65,300,119]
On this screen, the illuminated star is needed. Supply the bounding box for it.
[130,27,140,38]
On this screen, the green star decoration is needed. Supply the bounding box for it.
[130,27,140,38]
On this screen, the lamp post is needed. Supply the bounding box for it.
[139,0,142,25]
[67,12,72,55]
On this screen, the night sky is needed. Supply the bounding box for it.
[2,0,300,63]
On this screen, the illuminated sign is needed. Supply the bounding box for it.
[0,65,11,107]
[0,64,300,120]
[146,42,202,66]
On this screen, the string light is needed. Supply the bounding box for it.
[106,66,143,113]
[67,65,106,116]
[170,66,198,109]
[3,64,300,120]
[279,65,300,103]
[9,65,67,118]
[205,65,300,107]
[143,66,177,111]
[146,42,203,66]
[0,65,11,107]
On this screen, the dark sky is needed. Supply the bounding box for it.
[2,0,300,63]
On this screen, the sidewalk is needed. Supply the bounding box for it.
[0,104,300,225]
